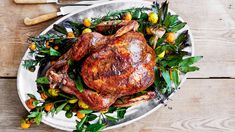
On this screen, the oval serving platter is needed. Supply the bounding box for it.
[17,0,194,131]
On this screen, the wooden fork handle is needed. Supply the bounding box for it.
[24,12,58,26]
[14,0,55,4]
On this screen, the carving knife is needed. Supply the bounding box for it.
[14,0,110,6]
[24,6,88,26]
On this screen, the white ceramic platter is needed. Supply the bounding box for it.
[17,0,194,131]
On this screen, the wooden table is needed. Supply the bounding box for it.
[1,0,235,131]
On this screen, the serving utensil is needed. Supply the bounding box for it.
[14,0,108,6]
[24,6,87,26]
[22,0,111,26]
[17,1,194,131]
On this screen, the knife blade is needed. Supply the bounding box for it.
[58,5,87,15]
[58,0,111,6]
[14,0,110,6]
[24,6,87,26]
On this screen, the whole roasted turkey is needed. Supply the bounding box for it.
[46,20,157,111]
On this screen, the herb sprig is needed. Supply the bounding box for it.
[21,1,202,131]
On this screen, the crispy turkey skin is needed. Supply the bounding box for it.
[46,20,156,111]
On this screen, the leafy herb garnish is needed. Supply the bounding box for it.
[85,123,106,132]
[23,60,38,71]
[75,115,88,131]
[27,93,36,99]
[21,1,202,131]
[117,108,127,119]
[36,76,49,84]
[79,109,93,114]
[75,75,84,92]
[56,102,67,114]
[49,47,61,56]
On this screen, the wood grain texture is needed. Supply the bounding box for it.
[0,0,234,77]
[164,0,234,78]
[0,0,235,131]
[109,79,235,132]
[152,0,235,78]
[0,79,63,132]
[14,0,48,4]
[0,0,57,77]
[1,79,234,131]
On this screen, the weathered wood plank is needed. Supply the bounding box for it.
[1,79,235,131]
[0,0,57,77]
[111,79,235,132]
[167,0,235,78]
[0,79,63,132]
[0,0,235,77]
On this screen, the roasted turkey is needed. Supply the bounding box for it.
[46,20,157,111]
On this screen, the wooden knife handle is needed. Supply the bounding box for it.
[14,0,48,4]
[24,12,58,26]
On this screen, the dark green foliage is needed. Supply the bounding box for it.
[22,1,202,131]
